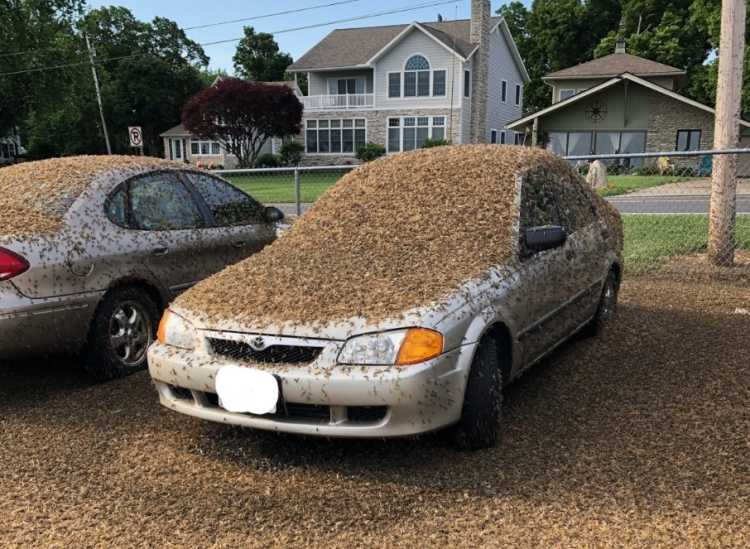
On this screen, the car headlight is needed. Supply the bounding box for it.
[338,328,443,366]
[156,310,196,350]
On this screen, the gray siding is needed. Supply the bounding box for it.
[373,28,464,111]
[485,25,524,142]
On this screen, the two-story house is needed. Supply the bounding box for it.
[286,0,529,165]
[507,40,750,167]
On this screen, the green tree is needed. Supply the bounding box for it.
[233,26,293,82]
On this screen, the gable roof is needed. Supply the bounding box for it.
[544,52,685,80]
[287,17,501,72]
[507,72,750,130]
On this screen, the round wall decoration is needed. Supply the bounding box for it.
[586,100,608,123]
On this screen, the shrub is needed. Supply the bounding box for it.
[356,142,386,162]
[256,153,281,168]
[279,141,304,166]
[423,138,450,148]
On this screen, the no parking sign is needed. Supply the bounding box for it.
[128,126,143,148]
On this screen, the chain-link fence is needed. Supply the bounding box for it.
[563,148,750,273]
[215,149,750,275]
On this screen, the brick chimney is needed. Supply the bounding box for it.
[469,0,490,143]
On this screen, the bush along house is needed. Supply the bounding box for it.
[507,40,750,173]
[159,80,302,169]
[284,0,529,165]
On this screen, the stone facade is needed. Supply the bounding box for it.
[298,108,463,166]
[469,0,490,143]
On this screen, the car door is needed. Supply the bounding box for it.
[125,171,209,295]
[181,172,277,273]
[515,176,581,366]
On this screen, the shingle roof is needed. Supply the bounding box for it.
[288,18,501,71]
[159,124,190,138]
[544,52,685,80]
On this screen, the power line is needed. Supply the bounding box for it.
[0,0,463,77]
[183,0,367,31]
[0,0,366,59]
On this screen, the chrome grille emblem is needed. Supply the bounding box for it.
[249,336,267,351]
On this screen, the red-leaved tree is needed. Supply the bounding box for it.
[182,78,302,167]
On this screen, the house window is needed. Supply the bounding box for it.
[404,55,431,97]
[328,78,365,95]
[490,129,498,144]
[190,140,222,156]
[387,116,446,152]
[515,84,522,106]
[501,80,507,103]
[559,89,577,101]
[676,129,701,151]
[433,70,446,96]
[500,131,506,145]
[305,118,366,154]
[464,70,471,97]
[388,73,401,98]
[515,133,523,145]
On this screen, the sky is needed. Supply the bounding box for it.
[86,0,527,73]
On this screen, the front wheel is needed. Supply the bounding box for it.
[447,335,504,450]
[580,269,619,338]
[83,287,159,381]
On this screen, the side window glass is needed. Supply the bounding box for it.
[186,173,264,226]
[129,172,204,231]
[105,184,127,227]
[559,182,596,232]
[519,178,561,259]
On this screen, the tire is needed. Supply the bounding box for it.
[580,269,619,338]
[448,335,504,450]
[83,286,159,381]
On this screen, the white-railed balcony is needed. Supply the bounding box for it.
[301,93,374,111]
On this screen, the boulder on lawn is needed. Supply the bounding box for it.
[586,160,608,189]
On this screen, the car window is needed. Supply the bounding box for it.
[519,178,562,259]
[105,184,128,227]
[129,172,204,231]
[558,182,596,233]
[185,173,265,226]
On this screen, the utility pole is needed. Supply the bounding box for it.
[85,33,112,155]
[708,0,746,266]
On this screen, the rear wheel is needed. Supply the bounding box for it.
[448,335,504,450]
[83,287,159,381]
[580,269,619,338]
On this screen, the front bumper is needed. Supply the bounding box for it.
[147,340,477,438]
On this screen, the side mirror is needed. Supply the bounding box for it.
[264,206,285,223]
[524,225,567,252]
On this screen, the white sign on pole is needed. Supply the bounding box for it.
[128,126,143,148]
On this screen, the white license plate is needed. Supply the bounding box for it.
[215,366,279,415]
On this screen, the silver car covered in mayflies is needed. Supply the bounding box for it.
[0,156,283,380]
[148,146,623,449]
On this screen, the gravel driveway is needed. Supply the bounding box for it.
[1,276,749,547]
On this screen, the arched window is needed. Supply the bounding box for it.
[404,54,431,97]
[405,55,430,71]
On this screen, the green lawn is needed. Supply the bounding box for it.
[226,172,342,203]
[623,214,750,272]
[227,170,692,203]
[600,175,692,197]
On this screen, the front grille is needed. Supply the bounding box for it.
[208,338,323,365]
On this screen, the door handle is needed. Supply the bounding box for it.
[151,246,169,256]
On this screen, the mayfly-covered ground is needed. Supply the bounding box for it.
[1,263,748,548]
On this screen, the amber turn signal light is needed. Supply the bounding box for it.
[156,310,171,345]
[396,328,444,366]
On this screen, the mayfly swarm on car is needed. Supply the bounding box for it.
[149,145,624,448]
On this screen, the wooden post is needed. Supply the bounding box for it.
[708,0,746,266]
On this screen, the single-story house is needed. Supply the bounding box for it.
[507,42,750,172]
[159,80,301,168]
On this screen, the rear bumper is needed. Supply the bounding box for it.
[147,341,477,438]
[0,285,100,358]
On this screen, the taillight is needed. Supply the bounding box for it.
[0,247,30,281]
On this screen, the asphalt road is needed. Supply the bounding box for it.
[275,195,750,217]
[607,194,750,214]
